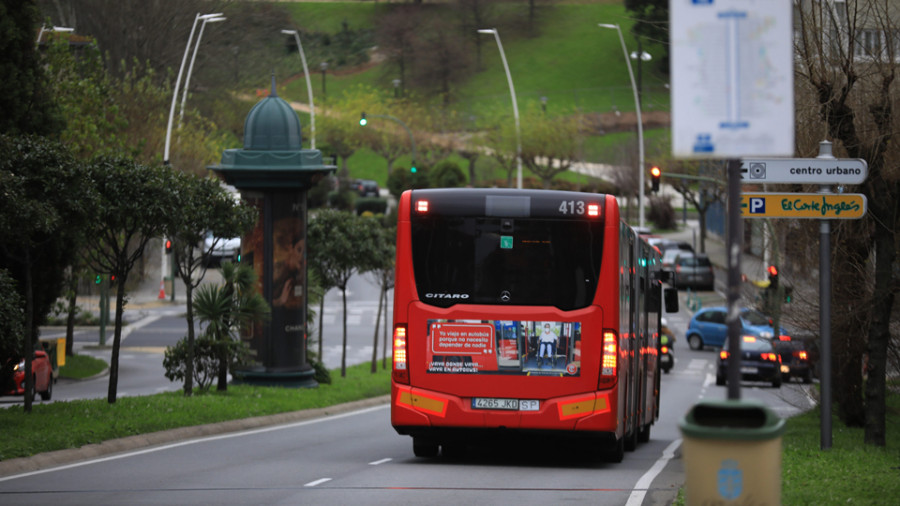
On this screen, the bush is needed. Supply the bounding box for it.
[387,165,431,199]
[163,335,252,392]
[648,194,677,230]
[429,160,466,188]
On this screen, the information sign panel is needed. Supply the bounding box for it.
[740,193,867,219]
[740,158,868,184]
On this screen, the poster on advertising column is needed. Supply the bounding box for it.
[670,0,794,158]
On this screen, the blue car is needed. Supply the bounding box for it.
[686,307,784,350]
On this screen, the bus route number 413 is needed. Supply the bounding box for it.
[559,200,587,215]
[472,398,540,411]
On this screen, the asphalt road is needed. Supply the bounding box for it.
[0,287,817,505]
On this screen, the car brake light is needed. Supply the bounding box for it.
[392,326,410,384]
[719,350,729,360]
[778,335,791,341]
[794,350,808,361]
[762,353,778,362]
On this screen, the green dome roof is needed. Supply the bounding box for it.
[243,84,302,151]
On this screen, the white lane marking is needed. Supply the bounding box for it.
[625,438,682,506]
[369,458,392,466]
[304,478,332,487]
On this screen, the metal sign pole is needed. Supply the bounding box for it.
[817,141,834,450]
[726,158,743,400]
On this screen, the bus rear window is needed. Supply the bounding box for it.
[411,216,603,310]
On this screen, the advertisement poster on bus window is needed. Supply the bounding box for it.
[426,319,581,377]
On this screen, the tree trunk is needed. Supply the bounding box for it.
[341,286,348,377]
[184,281,195,396]
[864,219,894,445]
[65,269,78,357]
[23,251,34,413]
[108,275,128,404]
[371,281,383,373]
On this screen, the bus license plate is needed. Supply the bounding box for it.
[472,398,539,411]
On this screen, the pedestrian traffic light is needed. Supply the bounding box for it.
[95,274,102,284]
[359,112,367,126]
[767,265,779,288]
[650,165,661,192]
[165,239,172,254]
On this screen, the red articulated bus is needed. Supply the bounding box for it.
[390,188,678,462]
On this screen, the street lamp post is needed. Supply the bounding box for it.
[161,12,222,301]
[478,28,522,189]
[599,23,646,229]
[164,12,223,164]
[281,29,317,150]
[179,15,226,126]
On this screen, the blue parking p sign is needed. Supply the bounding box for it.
[749,198,766,214]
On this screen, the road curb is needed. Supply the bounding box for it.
[0,394,390,478]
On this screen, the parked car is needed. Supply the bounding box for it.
[2,349,53,401]
[660,248,684,278]
[716,335,782,388]
[686,306,784,350]
[354,179,380,197]
[204,231,241,266]
[671,253,715,291]
[773,336,813,383]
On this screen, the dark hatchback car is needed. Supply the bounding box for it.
[354,179,380,197]
[773,336,813,383]
[670,253,715,291]
[716,335,782,388]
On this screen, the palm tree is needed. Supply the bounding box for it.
[192,261,269,391]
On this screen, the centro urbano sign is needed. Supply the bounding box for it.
[739,158,868,185]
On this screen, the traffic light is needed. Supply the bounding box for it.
[410,160,417,174]
[165,239,173,254]
[95,274,102,284]
[650,165,661,192]
[359,112,367,126]
[767,265,779,289]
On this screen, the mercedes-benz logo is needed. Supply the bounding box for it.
[500,290,511,302]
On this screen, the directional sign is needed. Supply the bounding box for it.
[741,193,867,219]
[740,158,867,184]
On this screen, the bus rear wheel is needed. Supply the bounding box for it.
[412,438,439,458]
[603,436,625,463]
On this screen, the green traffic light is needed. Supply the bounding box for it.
[359,112,367,126]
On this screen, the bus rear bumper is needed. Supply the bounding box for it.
[391,383,619,439]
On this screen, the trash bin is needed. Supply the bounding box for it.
[679,399,785,505]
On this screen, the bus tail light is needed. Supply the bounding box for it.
[392,325,410,384]
[415,200,429,213]
[599,330,617,385]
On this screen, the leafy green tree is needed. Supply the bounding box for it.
[0,134,94,412]
[83,157,180,403]
[0,270,25,393]
[360,220,395,373]
[307,209,381,377]
[0,0,64,136]
[192,261,269,391]
[519,105,581,189]
[166,175,257,395]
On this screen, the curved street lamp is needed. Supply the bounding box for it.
[281,29,317,150]
[164,12,223,165]
[178,15,226,126]
[478,28,522,189]
[599,22,645,229]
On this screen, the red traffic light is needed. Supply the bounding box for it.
[767,265,778,277]
[650,166,661,178]
[165,239,173,254]
[650,166,661,192]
